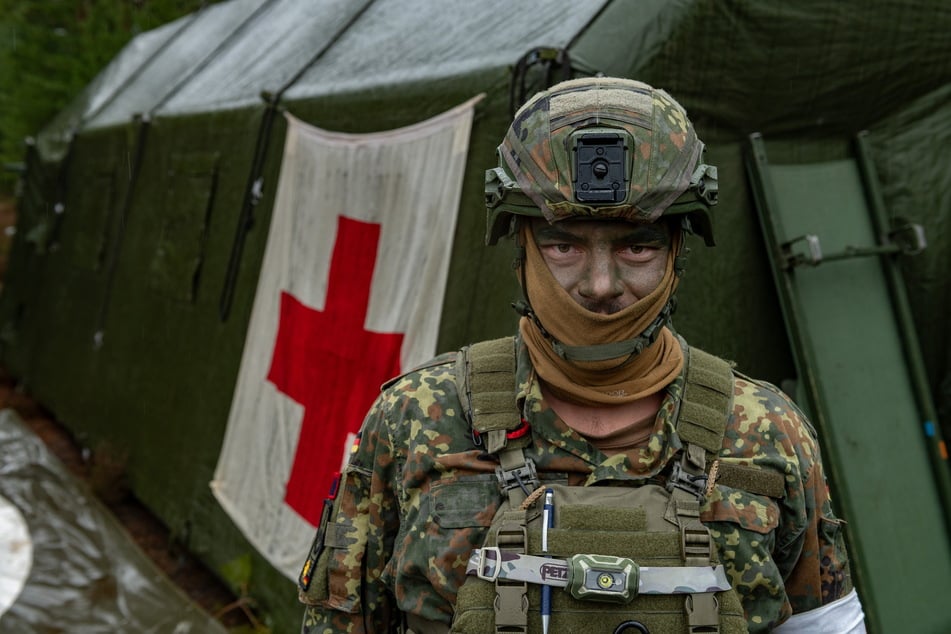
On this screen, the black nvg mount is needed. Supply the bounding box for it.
[572,131,629,204]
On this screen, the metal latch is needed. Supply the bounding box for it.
[781,221,926,269]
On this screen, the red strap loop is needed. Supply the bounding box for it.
[506,418,531,440]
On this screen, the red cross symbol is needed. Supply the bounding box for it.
[267,215,404,525]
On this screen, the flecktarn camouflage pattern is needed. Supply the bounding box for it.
[299,337,852,633]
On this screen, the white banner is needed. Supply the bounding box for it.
[212,95,481,579]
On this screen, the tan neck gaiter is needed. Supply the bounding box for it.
[519,226,684,406]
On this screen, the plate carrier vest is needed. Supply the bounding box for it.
[433,337,785,634]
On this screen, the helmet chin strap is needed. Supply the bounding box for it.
[512,299,675,366]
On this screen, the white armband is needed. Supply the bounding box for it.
[772,589,866,633]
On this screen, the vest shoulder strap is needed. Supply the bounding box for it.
[454,336,520,435]
[679,346,786,499]
[677,345,735,455]
[456,337,784,498]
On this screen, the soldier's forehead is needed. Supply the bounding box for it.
[532,217,670,241]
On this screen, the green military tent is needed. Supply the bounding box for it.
[3,0,951,631]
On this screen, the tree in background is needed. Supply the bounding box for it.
[0,0,216,196]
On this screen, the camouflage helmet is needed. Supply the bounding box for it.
[485,77,718,245]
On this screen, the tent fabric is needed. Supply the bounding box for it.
[212,97,479,579]
[572,1,951,139]
[53,0,949,143]
[0,410,226,633]
[39,0,610,136]
[280,0,608,102]
[158,0,375,116]
[866,83,951,425]
[90,0,271,130]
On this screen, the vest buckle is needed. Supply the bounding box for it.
[495,457,539,499]
[474,546,502,581]
[666,459,709,503]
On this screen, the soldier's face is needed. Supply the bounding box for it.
[530,218,671,315]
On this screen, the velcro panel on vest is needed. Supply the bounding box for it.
[298,547,330,606]
[298,523,360,610]
[539,529,688,566]
[455,337,520,434]
[557,504,646,531]
[453,484,748,633]
[716,463,786,499]
[678,347,735,454]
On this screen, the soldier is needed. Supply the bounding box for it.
[297,77,866,633]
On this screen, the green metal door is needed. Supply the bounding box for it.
[746,133,951,634]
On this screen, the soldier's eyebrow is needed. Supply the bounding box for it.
[619,225,670,246]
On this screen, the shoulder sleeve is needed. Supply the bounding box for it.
[300,391,402,634]
[776,387,854,614]
[740,378,854,612]
[705,375,854,630]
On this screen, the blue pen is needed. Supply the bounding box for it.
[541,488,554,634]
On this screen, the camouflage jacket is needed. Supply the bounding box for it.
[300,337,852,633]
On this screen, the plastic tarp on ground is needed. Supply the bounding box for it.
[0,409,226,633]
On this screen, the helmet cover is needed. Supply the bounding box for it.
[485,77,717,244]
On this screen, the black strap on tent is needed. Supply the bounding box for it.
[83,0,277,338]
[218,0,379,322]
[506,0,614,119]
[32,0,203,352]
[509,47,574,119]
[93,114,150,346]
[218,91,280,322]
[150,1,280,117]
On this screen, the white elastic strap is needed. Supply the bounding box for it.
[773,588,866,633]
